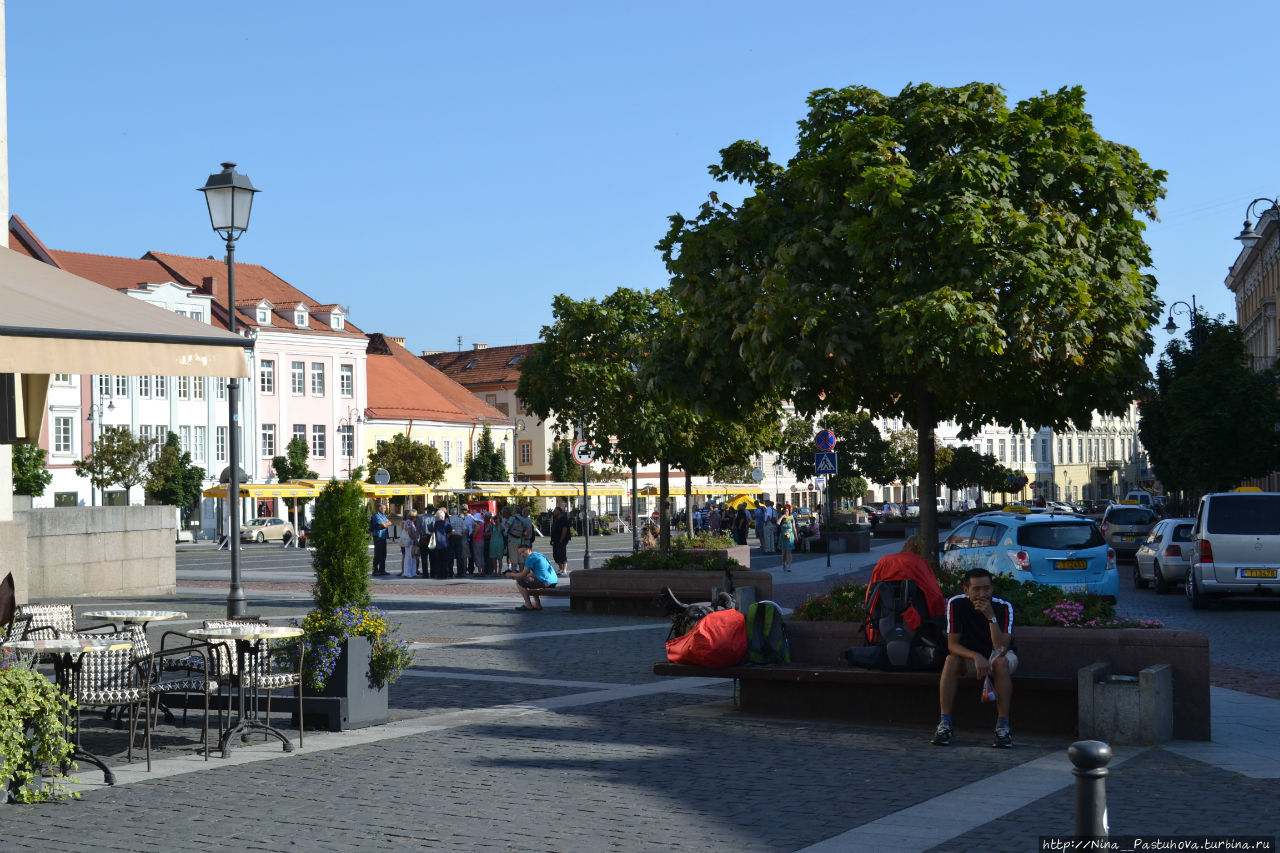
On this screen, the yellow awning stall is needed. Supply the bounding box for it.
[693,483,764,495]
[202,483,321,499]
[536,482,626,497]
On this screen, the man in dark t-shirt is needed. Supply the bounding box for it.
[930,568,1017,748]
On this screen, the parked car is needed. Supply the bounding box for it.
[1134,517,1195,594]
[940,510,1118,599]
[1099,504,1158,560]
[856,505,882,527]
[240,517,295,544]
[1186,490,1280,609]
[1047,501,1078,514]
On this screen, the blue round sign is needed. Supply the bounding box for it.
[815,430,836,451]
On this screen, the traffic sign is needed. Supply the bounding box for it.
[814,452,837,476]
[815,430,836,451]
[571,440,594,466]
[815,476,826,488]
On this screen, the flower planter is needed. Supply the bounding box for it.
[298,636,389,732]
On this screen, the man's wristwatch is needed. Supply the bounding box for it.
[988,617,998,624]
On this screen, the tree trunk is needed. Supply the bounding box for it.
[684,474,693,540]
[916,389,938,568]
[659,459,671,552]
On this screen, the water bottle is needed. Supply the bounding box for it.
[981,674,997,703]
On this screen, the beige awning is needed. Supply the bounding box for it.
[0,247,251,378]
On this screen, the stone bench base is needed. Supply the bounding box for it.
[566,570,773,617]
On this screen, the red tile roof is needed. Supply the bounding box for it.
[32,248,178,295]
[365,334,510,424]
[424,343,535,387]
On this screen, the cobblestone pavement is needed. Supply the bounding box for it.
[4,587,1279,852]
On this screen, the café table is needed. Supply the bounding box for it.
[185,624,303,758]
[4,635,135,785]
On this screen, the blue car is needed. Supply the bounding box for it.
[940,510,1118,599]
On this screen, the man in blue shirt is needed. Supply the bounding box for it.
[506,544,558,611]
[369,503,392,576]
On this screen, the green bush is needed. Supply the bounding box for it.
[599,549,743,572]
[0,655,78,802]
[671,533,736,550]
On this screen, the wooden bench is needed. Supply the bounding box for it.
[652,622,1211,739]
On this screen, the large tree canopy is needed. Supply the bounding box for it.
[660,82,1165,560]
[1140,314,1280,495]
[365,434,447,487]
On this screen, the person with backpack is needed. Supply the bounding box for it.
[931,567,1016,749]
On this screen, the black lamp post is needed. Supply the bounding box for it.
[1163,295,1197,336]
[85,400,115,507]
[1234,197,1280,250]
[199,162,259,618]
[338,407,364,478]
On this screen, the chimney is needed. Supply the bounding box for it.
[473,343,488,350]
[421,349,443,357]
[388,336,407,348]
[202,275,216,293]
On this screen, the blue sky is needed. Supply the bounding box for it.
[8,2,1275,358]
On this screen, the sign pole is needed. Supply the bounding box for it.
[582,454,590,571]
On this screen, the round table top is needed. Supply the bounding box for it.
[83,609,188,622]
[187,625,303,641]
[4,636,135,654]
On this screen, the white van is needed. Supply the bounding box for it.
[1186,490,1280,609]
[905,497,949,517]
[1124,490,1153,508]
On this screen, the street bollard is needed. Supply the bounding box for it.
[1068,740,1112,838]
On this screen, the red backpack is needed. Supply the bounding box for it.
[666,609,747,668]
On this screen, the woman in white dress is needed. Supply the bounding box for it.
[400,509,420,578]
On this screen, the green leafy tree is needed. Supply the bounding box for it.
[365,433,447,486]
[711,462,754,483]
[660,82,1165,561]
[1140,314,1280,495]
[12,443,52,497]
[146,432,206,522]
[310,478,371,611]
[463,424,509,484]
[273,436,320,512]
[938,445,1002,504]
[74,425,156,503]
[547,439,575,483]
[775,412,890,503]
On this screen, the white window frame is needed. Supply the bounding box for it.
[138,375,152,399]
[216,426,227,462]
[262,423,276,458]
[193,426,207,462]
[260,360,276,395]
[340,364,353,397]
[154,376,168,399]
[311,425,326,459]
[310,363,325,396]
[53,415,74,455]
[291,361,305,395]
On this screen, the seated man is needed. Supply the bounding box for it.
[798,518,821,552]
[506,544,558,611]
[931,567,1016,748]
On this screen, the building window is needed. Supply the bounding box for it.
[53,416,73,454]
[339,424,354,458]
[52,373,71,383]
[138,375,151,398]
[155,425,167,445]
[260,360,275,394]
[340,365,353,397]
[257,308,270,324]
[192,377,205,400]
[311,425,326,459]
[998,439,1006,462]
[485,393,498,408]
[215,377,226,400]
[193,426,206,462]
[294,309,307,327]
[153,376,166,399]
[179,426,191,454]
[293,424,306,446]
[443,439,451,464]
[1078,438,1083,463]
[1057,438,1064,464]
[115,375,129,397]
[139,424,153,444]
[1067,439,1072,464]
[98,375,112,398]
[516,397,526,415]
[54,492,78,508]
[519,440,532,467]
[291,361,305,395]
[985,439,993,456]
[310,363,325,396]
[216,427,227,462]
[177,375,191,400]
[261,424,276,458]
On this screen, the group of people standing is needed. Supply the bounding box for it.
[369,502,569,579]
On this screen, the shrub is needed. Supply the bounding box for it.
[671,533,736,550]
[599,549,743,572]
[0,652,77,802]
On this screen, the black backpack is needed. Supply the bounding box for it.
[847,579,946,672]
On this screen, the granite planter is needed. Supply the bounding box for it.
[298,635,389,732]
[569,568,772,616]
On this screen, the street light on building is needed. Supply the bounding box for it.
[1163,295,1198,335]
[199,162,259,619]
[85,400,115,506]
[338,407,364,478]
[1234,197,1280,250]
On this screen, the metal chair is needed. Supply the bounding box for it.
[15,602,76,640]
[120,625,216,761]
[68,630,150,772]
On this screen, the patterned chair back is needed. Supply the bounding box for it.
[202,618,266,678]
[16,603,76,638]
[72,630,144,707]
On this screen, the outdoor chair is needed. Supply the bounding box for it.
[15,602,76,641]
[68,630,151,772]
[0,573,29,645]
[202,619,305,748]
[118,625,216,761]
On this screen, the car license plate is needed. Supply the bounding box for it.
[1239,568,1278,579]
[1056,559,1087,570]
[1119,535,1136,542]
[1061,584,1087,593]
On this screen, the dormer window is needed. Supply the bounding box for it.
[507,355,523,366]
[257,308,270,324]
[294,308,308,327]
[465,359,479,370]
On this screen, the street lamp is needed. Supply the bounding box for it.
[1163,295,1197,335]
[511,417,526,480]
[338,407,364,478]
[85,400,115,506]
[199,162,259,618]
[1234,197,1280,250]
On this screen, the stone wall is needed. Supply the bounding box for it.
[15,505,177,600]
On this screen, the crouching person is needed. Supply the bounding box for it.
[931,568,1016,748]
[505,544,558,611]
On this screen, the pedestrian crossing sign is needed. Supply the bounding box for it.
[815,452,838,476]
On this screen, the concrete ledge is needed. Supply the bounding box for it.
[568,569,773,616]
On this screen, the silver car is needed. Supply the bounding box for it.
[1100,504,1158,559]
[1134,517,1195,594]
[1187,491,1280,609]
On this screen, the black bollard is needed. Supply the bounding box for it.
[1068,740,1112,838]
